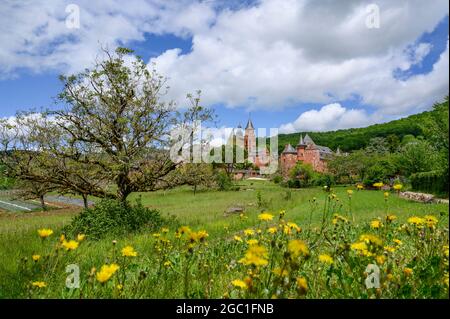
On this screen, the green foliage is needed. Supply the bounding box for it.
[410,170,448,195]
[395,139,439,176]
[289,162,316,187]
[63,198,170,240]
[272,174,283,184]
[215,170,233,191]
[277,110,427,153]
[0,165,14,190]
[312,173,335,187]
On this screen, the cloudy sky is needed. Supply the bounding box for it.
[0,0,448,136]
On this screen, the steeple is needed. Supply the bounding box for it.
[245,114,254,130]
[297,134,306,146]
[303,134,315,145]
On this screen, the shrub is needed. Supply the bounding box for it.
[312,173,335,188]
[272,174,283,184]
[215,171,232,191]
[63,198,172,240]
[410,170,448,195]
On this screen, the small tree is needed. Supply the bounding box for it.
[175,163,215,194]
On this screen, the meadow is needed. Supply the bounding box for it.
[0,180,448,299]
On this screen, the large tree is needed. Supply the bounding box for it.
[0,47,213,204]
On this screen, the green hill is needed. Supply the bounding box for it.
[275,110,434,153]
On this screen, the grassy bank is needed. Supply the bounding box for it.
[0,181,448,298]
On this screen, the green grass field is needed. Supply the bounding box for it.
[0,181,448,298]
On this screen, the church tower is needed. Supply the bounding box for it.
[296,134,306,161]
[244,117,256,163]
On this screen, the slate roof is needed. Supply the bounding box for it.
[282,143,297,154]
[245,118,254,130]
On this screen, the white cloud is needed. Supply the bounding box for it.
[279,103,380,133]
[0,0,215,77]
[150,0,449,117]
[0,0,449,131]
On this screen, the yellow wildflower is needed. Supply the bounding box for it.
[163,261,172,268]
[273,267,289,277]
[231,279,248,289]
[59,234,65,243]
[296,277,308,295]
[386,214,397,223]
[373,182,383,188]
[32,281,47,288]
[239,244,269,267]
[258,213,274,221]
[356,184,364,190]
[267,227,277,234]
[370,220,382,229]
[76,234,86,242]
[376,255,386,265]
[359,234,383,247]
[62,240,79,251]
[287,222,301,233]
[351,242,368,252]
[121,246,138,257]
[32,255,41,262]
[196,230,209,242]
[244,229,255,236]
[161,227,169,233]
[384,246,396,253]
[407,216,425,226]
[384,192,390,198]
[424,215,438,228]
[347,189,353,196]
[393,184,403,191]
[37,229,53,239]
[178,226,191,234]
[96,264,119,283]
[288,239,309,258]
[403,268,413,276]
[246,239,258,245]
[318,254,334,265]
[393,239,402,246]
[234,235,243,242]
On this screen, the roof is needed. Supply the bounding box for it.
[282,143,297,154]
[303,134,315,145]
[317,145,333,159]
[297,134,305,146]
[245,118,254,130]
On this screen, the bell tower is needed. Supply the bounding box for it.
[244,116,256,163]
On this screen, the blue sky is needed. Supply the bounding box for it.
[0,1,448,135]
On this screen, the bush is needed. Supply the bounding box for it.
[63,198,172,240]
[363,160,396,187]
[215,171,232,191]
[410,170,448,195]
[312,173,335,188]
[272,174,283,184]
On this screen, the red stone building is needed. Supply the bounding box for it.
[228,118,269,169]
[280,134,333,176]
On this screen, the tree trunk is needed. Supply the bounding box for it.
[82,194,88,209]
[39,194,47,211]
